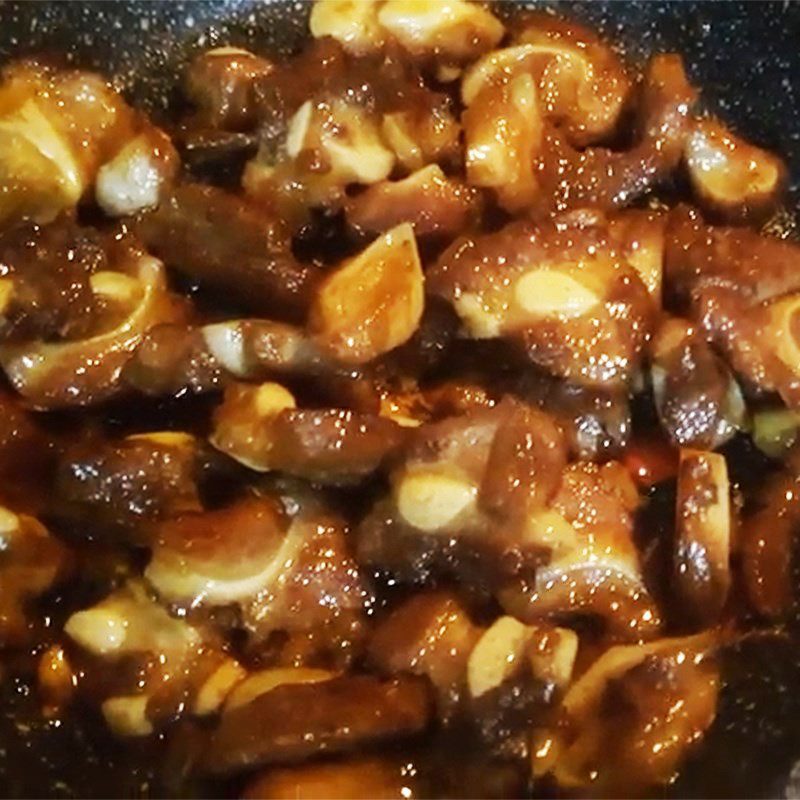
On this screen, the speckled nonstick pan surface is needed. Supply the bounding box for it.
[2,1,799,197]
[1,2,800,798]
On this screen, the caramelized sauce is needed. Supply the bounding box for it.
[0,3,799,798]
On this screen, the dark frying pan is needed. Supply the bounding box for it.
[1,1,799,198]
[1,2,800,798]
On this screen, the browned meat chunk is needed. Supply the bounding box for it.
[429,215,653,387]
[146,497,371,662]
[665,205,800,306]
[544,635,719,796]
[499,461,662,640]
[741,446,800,619]
[345,165,481,239]
[211,382,408,485]
[368,592,481,720]
[64,581,241,735]
[665,206,800,406]
[133,183,316,321]
[650,317,745,449]
[0,220,104,343]
[56,432,205,538]
[0,248,186,408]
[184,48,274,131]
[532,54,696,214]
[203,675,432,775]
[123,323,225,397]
[514,370,631,460]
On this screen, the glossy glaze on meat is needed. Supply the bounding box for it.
[0,2,798,798]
